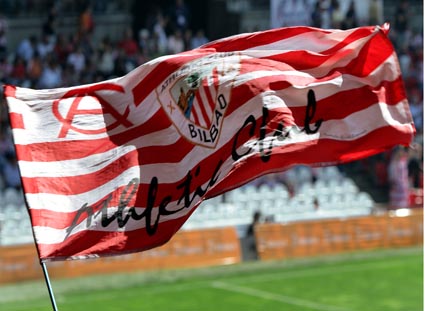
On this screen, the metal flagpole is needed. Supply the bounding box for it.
[40,261,59,311]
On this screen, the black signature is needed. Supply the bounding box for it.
[65,90,322,239]
[233,89,322,162]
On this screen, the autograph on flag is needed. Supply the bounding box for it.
[65,90,322,239]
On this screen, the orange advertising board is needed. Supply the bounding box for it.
[0,226,241,284]
[255,209,423,261]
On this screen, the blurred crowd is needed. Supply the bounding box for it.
[0,0,423,209]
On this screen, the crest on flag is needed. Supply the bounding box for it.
[157,52,241,148]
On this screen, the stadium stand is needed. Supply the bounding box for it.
[0,0,423,246]
[183,165,376,231]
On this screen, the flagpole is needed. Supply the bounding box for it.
[40,261,59,311]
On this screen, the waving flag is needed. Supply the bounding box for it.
[4,24,415,261]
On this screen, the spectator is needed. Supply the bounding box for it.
[53,33,71,65]
[330,0,343,29]
[0,54,12,83]
[191,29,208,49]
[37,34,55,60]
[67,45,86,74]
[113,50,130,77]
[16,35,38,63]
[368,0,383,25]
[167,29,185,54]
[311,1,323,28]
[393,0,409,50]
[0,13,8,56]
[38,55,62,88]
[138,28,150,53]
[408,143,423,189]
[245,210,262,260]
[2,151,21,190]
[9,55,27,86]
[169,0,190,32]
[342,1,358,29]
[408,88,423,134]
[183,28,192,51]
[398,47,411,78]
[26,51,43,87]
[152,13,169,55]
[0,126,14,155]
[118,27,139,58]
[97,38,116,79]
[79,4,95,36]
[61,63,79,87]
[388,147,410,209]
[42,5,58,45]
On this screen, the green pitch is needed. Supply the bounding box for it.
[0,247,422,311]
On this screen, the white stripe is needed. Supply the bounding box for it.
[219,258,410,284]
[22,95,409,214]
[10,91,162,145]
[10,42,398,145]
[19,98,408,182]
[26,166,141,211]
[0,251,414,304]
[245,27,363,54]
[199,81,212,113]
[191,99,208,127]
[204,27,342,51]
[11,53,401,148]
[211,281,350,311]
[243,29,375,76]
[25,100,412,215]
[319,101,413,141]
[32,190,206,244]
[18,126,180,177]
[233,54,399,96]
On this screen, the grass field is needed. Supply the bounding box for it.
[0,247,422,311]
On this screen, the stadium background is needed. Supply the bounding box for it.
[0,0,423,309]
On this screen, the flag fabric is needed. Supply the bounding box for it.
[4,24,415,261]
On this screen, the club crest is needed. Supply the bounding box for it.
[157,52,241,148]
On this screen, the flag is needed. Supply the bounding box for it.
[4,24,415,261]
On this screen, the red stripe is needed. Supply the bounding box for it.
[197,95,211,128]
[327,30,393,78]
[36,215,189,260]
[57,95,84,138]
[14,73,404,179]
[9,112,25,129]
[194,91,209,127]
[190,104,201,125]
[202,27,332,52]
[13,26,392,161]
[30,122,413,232]
[263,28,374,71]
[21,136,196,194]
[226,69,403,117]
[4,85,25,129]
[8,25,413,261]
[3,84,16,97]
[290,78,408,124]
[14,108,173,162]
[259,34,393,80]
[208,124,414,198]
[203,79,216,112]
[18,74,405,196]
[28,76,410,223]
[320,28,373,54]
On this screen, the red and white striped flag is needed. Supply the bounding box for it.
[4,24,415,261]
